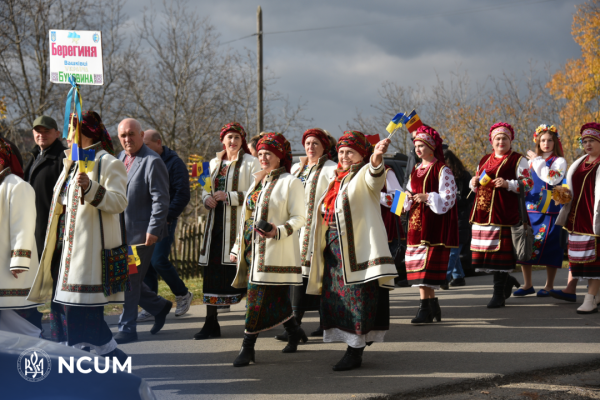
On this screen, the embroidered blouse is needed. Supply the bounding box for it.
[214,160,231,192]
[404,163,457,214]
[530,155,567,186]
[246,182,263,212]
[380,169,403,208]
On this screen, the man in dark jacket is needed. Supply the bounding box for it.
[23,116,67,259]
[141,130,193,318]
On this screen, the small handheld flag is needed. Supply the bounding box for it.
[390,190,408,217]
[72,143,96,173]
[562,178,569,189]
[405,109,424,133]
[127,245,141,274]
[386,112,409,137]
[479,170,492,186]
[190,163,198,178]
[537,189,552,213]
[198,161,212,193]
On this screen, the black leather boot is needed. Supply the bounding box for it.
[430,297,442,322]
[193,314,221,340]
[281,317,308,353]
[233,333,258,367]
[488,272,507,308]
[411,298,434,324]
[504,274,521,299]
[275,311,304,341]
[332,346,364,371]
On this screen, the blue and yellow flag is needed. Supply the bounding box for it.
[479,170,492,186]
[386,113,408,134]
[72,143,96,173]
[562,178,569,189]
[198,161,212,193]
[390,190,408,217]
[537,189,552,213]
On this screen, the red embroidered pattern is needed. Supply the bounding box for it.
[11,249,31,258]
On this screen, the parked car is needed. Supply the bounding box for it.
[0,330,156,399]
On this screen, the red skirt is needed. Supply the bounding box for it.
[406,245,450,286]
[570,237,600,278]
[472,226,515,271]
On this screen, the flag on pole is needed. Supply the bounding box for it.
[479,170,492,186]
[71,143,96,173]
[405,109,424,133]
[190,163,198,178]
[198,161,212,193]
[390,190,408,217]
[386,113,408,134]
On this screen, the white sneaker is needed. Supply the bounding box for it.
[137,309,154,322]
[175,291,193,317]
[217,305,231,314]
[576,294,598,314]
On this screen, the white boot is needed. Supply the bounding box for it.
[576,294,598,314]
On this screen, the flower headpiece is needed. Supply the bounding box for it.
[533,124,558,143]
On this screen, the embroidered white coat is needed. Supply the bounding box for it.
[231,167,306,287]
[199,149,261,266]
[307,159,398,295]
[556,155,600,235]
[28,146,128,306]
[291,155,337,276]
[0,170,41,309]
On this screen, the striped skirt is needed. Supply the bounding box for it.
[406,245,451,286]
[471,226,516,272]
[569,234,600,279]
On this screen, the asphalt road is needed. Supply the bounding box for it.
[105,268,600,400]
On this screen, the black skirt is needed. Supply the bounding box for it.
[291,278,320,312]
[202,202,246,305]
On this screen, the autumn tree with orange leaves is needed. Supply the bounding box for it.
[547,0,600,161]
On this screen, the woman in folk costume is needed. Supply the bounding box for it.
[195,122,260,340]
[229,132,306,367]
[274,128,337,342]
[0,139,44,337]
[469,122,533,308]
[555,122,600,314]
[403,125,458,323]
[307,131,397,372]
[515,125,567,297]
[28,111,128,361]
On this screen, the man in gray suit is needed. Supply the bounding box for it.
[114,118,172,344]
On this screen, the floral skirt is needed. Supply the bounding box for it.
[320,230,389,335]
[243,219,292,333]
[202,203,246,305]
[519,212,563,268]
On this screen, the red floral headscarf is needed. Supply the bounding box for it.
[580,122,600,144]
[336,131,374,163]
[302,128,331,154]
[70,111,115,156]
[219,122,251,155]
[413,125,445,163]
[256,132,293,173]
[0,138,24,179]
[489,122,515,143]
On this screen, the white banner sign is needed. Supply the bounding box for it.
[49,30,103,85]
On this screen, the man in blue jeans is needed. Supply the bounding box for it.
[141,130,193,320]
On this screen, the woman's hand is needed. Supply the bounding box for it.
[493,177,509,189]
[205,196,218,209]
[256,223,277,239]
[527,150,537,160]
[413,193,429,203]
[371,138,391,168]
[76,172,90,191]
[213,191,227,202]
[471,175,479,188]
[11,269,26,279]
[230,254,237,262]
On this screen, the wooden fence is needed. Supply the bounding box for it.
[168,216,206,280]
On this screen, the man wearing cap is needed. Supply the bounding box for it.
[24,115,67,259]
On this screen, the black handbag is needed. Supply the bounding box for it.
[96,154,131,296]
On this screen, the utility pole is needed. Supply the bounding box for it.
[257,6,263,135]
